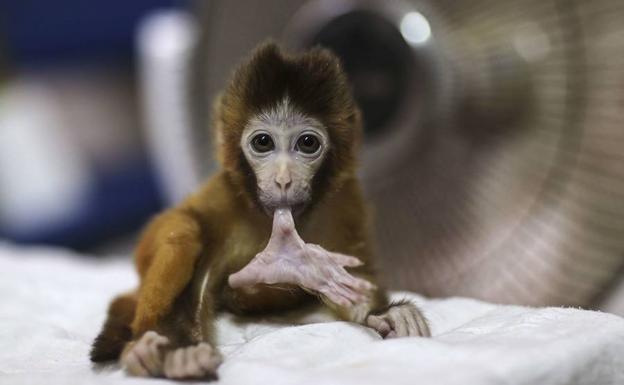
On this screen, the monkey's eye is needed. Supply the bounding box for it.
[295,134,321,155]
[251,134,275,153]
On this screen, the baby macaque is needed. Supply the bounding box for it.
[90,42,429,380]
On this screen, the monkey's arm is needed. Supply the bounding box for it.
[326,267,430,337]
[228,208,375,306]
[131,209,203,336]
[229,207,430,337]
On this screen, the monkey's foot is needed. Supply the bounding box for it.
[163,343,223,380]
[228,208,375,306]
[366,301,430,338]
[121,331,169,377]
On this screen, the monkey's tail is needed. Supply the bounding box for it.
[90,291,137,362]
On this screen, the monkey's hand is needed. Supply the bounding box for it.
[121,331,223,379]
[366,300,430,338]
[228,208,375,306]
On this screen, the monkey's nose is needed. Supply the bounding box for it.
[275,159,292,192]
[275,173,292,191]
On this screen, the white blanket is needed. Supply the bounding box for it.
[1,243,623,385]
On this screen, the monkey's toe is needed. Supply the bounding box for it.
[122,331,170,377]
[163,343,222,380]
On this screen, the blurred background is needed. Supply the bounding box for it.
[0,0,190,251]
[0,0,623,313]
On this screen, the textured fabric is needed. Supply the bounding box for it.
[1,243,623,385]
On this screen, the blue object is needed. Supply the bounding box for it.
[0,0,191,249]
[0,157,164,250]
[1,0,189,66]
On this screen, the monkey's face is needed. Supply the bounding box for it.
[241,99,329,214]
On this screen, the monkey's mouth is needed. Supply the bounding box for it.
[258,189,310,217]
[261,200,307,217]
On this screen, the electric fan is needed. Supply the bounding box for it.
[142,0,624,311]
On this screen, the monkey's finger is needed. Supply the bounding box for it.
[144,333,168,374]
[384,312,401,338]
[124,351,150,377]
[403,308,420,337]
[152,333,170,348]
[331,252,365,268]
[409,306,431,337]
[169,348,186,379]
[139,345,162,375]
[228,268,262,288]
[366,315,392,337]
[330,279,369,306]
[163,351,175,378]
[272,207,295,234]
[191,348,211,377]
[183,347,200,377]
[397,316,409,338]
[163,349,179,378]
[390,310,408,337]
[312,247,362,268]
[195,345,211,368]
[340,274,376,293]
[417,317,431,337]
[196,343,222,373]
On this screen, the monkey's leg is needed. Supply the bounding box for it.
[122,283,223,379]
[90,291,137,362]
[122,209,222,379]
[228,208,375,306]
[131,209,203,335]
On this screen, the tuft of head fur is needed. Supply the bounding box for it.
[212,41,363,208]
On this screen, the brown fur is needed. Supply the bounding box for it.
[90,42,385,363]
[90,292,137,362]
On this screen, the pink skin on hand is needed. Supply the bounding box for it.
[228,208,375,307]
